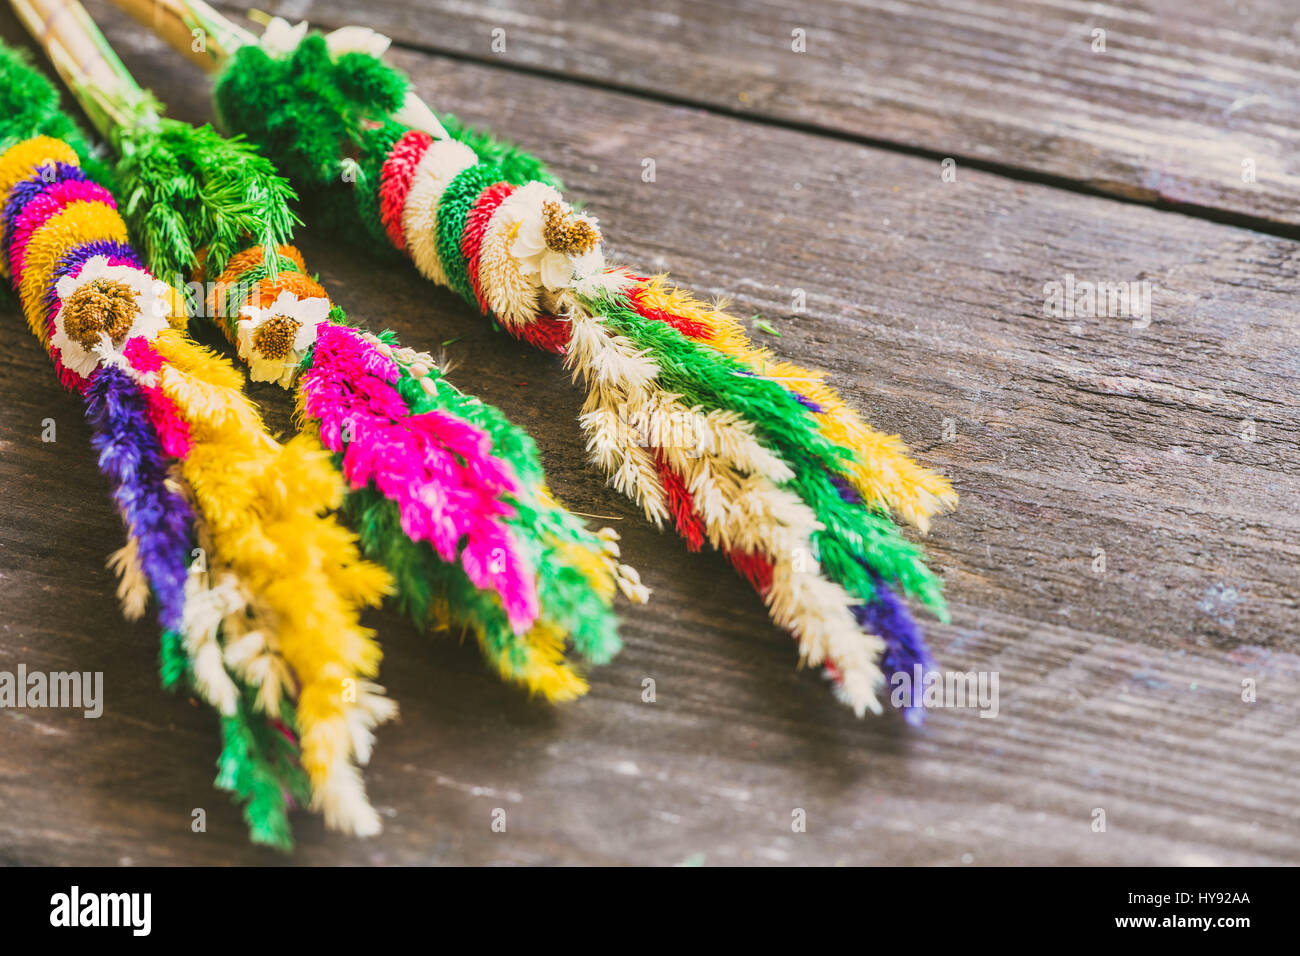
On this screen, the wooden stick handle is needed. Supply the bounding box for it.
[109,0,253,72]
[11,0,153,136]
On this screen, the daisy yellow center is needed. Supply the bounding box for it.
[251,315,302,360]
[542,201,600,256]
[62,279,140,348]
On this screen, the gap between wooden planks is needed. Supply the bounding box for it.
[0,3,1296,864]
[274,0,1300,234]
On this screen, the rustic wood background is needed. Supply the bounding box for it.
[1,0,1297,865]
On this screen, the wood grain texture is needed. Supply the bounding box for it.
[0,2,1297,865]
[257,0,1300,232]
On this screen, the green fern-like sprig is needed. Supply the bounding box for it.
[115,119,299,287]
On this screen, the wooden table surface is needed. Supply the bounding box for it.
[1,0,1297,866]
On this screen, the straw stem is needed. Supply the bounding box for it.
[110,0,253,72]
[11,0,158,138]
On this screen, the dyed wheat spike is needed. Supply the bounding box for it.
[116,5,959,721]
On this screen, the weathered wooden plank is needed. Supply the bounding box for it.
[0,7,1297,864]
[242,0,1300,231]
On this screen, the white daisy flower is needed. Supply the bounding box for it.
[325,25,393,59]
[509,185,605,292]
[260,17,308,57]
[236,290,331,387]
[50,256,173,379]
[262,19,394,61]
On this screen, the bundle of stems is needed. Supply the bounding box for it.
[7,0,643,846]
[15,0,640,704]
[0,32,393,847]
[106,0,958,719]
